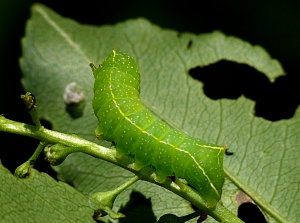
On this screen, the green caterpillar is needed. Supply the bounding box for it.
[90,50,225,208]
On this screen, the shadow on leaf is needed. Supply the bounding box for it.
[118,191,156,223]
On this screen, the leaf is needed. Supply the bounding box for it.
[0,163,95,222]
[18,3,299,223]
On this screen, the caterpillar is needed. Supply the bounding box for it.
[90,50,225,208]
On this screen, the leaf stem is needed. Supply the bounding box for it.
[14,141,46,178]
[90,175,139,219]
[0,115,243,223]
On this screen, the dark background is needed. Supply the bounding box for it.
[1,1,299,222]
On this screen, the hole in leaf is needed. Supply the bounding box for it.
[189,61,299,121]
[225,150,234,156]
[187,40,193,49]
[238,202,267,223]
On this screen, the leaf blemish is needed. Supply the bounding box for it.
[187,40,193,49]
[63,82,85,105]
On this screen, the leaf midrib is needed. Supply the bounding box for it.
[34,4,92,64]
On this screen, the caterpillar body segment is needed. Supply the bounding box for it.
[91,50,225,207]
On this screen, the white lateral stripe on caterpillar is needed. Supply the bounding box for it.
[91,50,225,208]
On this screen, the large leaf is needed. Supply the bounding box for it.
[18,3,298,223]
[0,163,95,222]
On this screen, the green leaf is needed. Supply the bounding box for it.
[18,3,298,223]
[0,163,95,222]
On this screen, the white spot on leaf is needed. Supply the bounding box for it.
[63,82,85,104]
